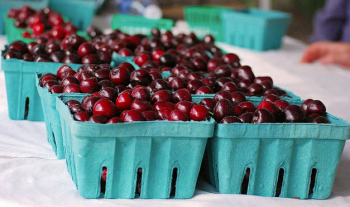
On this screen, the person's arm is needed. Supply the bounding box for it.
[310,0,349,42]
[301,42,350,68]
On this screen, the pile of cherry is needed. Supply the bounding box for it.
[40,63,330,124]
[7,5,78,40]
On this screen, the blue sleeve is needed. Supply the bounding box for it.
[310,0,349,42]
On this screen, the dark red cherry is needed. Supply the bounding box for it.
[49,85,64,93]
[63,84,81,93]
[301,99,313,113]
[237,79,252,92]
[313,116,330,124]
[247,83,264,96]
[207,58,222,72]
[41,75,57,87]
[93,99,117,118]
[168,110,189,121]
[252,108,275,123]
[195,86,214,94]
[190,105,209,121]
[142,110,159,121]
[214,91,232,102]
[239,112,254,123]
[74,112,90,122]
[274,100,289,111]
[122,110,145,122]
[170,77,187,90]
[213,99,235,123]
[115,92,134,111]
[89,115,109,124]
[231,91,246,104]
[57,65,74,80]
[284,105,305,122]
[307,100,326,116]
[131,86,151,101]
[220,116,242,124]
[154,101,175,111]
[81,95,100,114]
[157,107,172,120]
[254,76,273,85]
[236,65,255,82]
[148,79,171,91]
[215,77,232,92]
[222,53,240,65]
[221,82,238,92]
[82,54,100,64]
[61,76,78,86]
[187,79,204,94]
[263,94,280,102]
[305,113,323,122]
[98,87,118,101]
[174,101,195,116]
[257,101,282,121]
[199,98,217,113]
[239,101,256,113]
[69,103,84,113]
[80,77,99,93]
[77,43,96,57]
[109,66,130,85]
[63,54,81,64]
[130,99,152,112]
[151,90,173,103]
[173,88,192,102]
[66,100,80,107]
[214,65,231,77]
[94,69,110,80]
[107,117,123,123]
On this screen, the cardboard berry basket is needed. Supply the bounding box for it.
[204,99,350,199]
[36,73,86,159]
[111,14,174,37]
[0,0,48,34]
[185,6,291,51]
[55,94,215,199]
[0,51,81,121]
[48,0,97,30]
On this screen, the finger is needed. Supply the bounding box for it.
[300,43,330,63]
[319,53,350,68]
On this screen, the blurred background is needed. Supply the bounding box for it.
[96,0,326,43]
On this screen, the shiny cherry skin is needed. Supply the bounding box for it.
[69,103,84,113]
[109,66,130,85]
[131,86,151,101]
[195,86,214,94]
[252,108,275,123]
[168,110,189,121]
[154,101,175,111]
[142,111,159,121]
[122,110,145,122]
[190,105,209,121]
[231,91,246,104]
[213,99,235,123]
[80,77,99,93]
[151,90,173,103]
[263,94,280,102]
[130,99,152,112]
[78,43,96,57]
[221,82,238,92]
[187,79,204,94]
[57,65,74,80]
[220,116,242,124]
[81,95,100,114]
[174,101,195,116]
[157,107,172,120]
[274,100,289,111]
[214,91,232,102]
[107,117,123,123]
[49,85,64,93]
[284,105,305,122]
[89,115,109,124]
[66,100,80,107]
[115,92,134,111]
[307,100,326,116]
[93,99,117,118]
[239,101,256,113]
[257,101,282,121]
[98,87,118,101]
[63,84,81,93]
[61,76,78,86]
[313,116,330,124]
[170,77,187,90]
[236,65,255,82]
[239,112,254,123]
[247,83,264,96]
[173,88,192,102]
[74,112,90,122]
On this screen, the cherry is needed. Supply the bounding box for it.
[239,112,254,123]
[122,110,145,122]
[41,75,57,86]
[69,103,84,113]
[119,62,135,74]
[274,100,290,111]
[80,77,99,93]
[60,76,77,86]
[98,87,118,101]
[130,69,152,86]
[82,95,100,114]
[207,58,222,72]
[257,101,282,121]
[8,40,28,54]
[82,54,100,64]
[284,105,305,122]
[264,88,279,96]
[94,69,110,81]
[151,90,173,103]
[307,100,326,116]
[159,53,177,67]
[213,99,235,123]
[231,91,246,104]
[168,110,189,121]
[63,54,81,64]
[247,83,264,96]
[142,111,159,121]
[263,94,280,102]
[260,81,273,90]
[131,86,151,101]
[148,79,171,91]
[74,112,90,122]
[239,101,256,113]
[173,88,192,102]
[107,117,123,123]
[214,65,231,77]
[45,43,60,55]
[169,77,187,90]
[236,65,255,82]
[78,43,96,57]
[109,66,130,85]
[199,98,217,113]
[134,53,151,67]
[190,105,209,121]
[215,77,232,91]
[154,101,175,111]
[254,76,273,85]
[149,71,162,81]
[63,84,81,93]
[186,72,204,82]
[93,99,117,118]
[50,51,64,62]
[130,99,152,112]
[116,92,134,111]
[221,82,238,92]
[237,79,252,92]
[233,105,244,116]
[89,115,109,124]
[157,107,172,120]
[3,50,21,59]
[195,86,214,94]
[203,34,215,44]
[201,78,216,90]
[222,53,240,65]
[66,100,80,107]
[187,79,204,94]
[301,99,313,113]
[49,85,63,93]
[214,91,232,102]
[305,113,323,122]
[252,108,275,123]
[174,101,195,116]
[192,57,206,71]
[220,116,242,124]
[313,116,330,124]
[44,80,59,89]
[119,48,134,56]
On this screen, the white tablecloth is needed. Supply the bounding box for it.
[1,33,350,207]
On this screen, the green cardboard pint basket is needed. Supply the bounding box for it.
[205,99,350,199]
[111,14,174,36]
[1,50,82,121]
[56,94,215,199]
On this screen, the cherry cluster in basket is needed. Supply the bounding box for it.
[7,6,78,39]
[207,92,329,124]
[66,87,210,123]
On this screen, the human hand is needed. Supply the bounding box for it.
[300,42,350,68]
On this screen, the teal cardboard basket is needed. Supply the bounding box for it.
[205,99,350,199]
[111,14,174,36]
[56,94,215,199]
[1,51,81,121]
[0,0,48,34]
[222,8,291,51]
[48,0,96,30]
[36,73,86,159]
[111,52,139,69]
